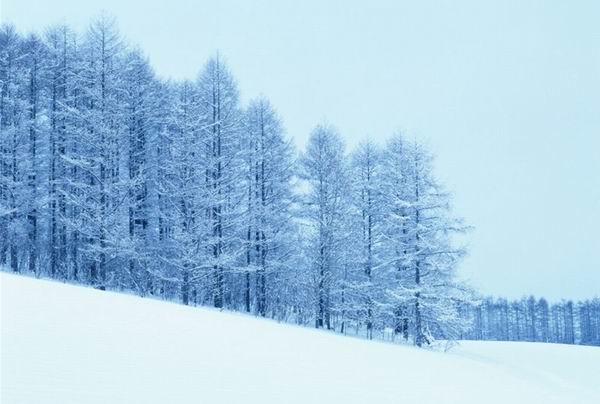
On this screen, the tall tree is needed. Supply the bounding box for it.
[22,33,48,275]
[121,49,162,294]
[380,136,469,346]
[44,24,78,279]
[242,97,295,316]
[73,14,126,289]
[196,55,243,308]
[301,124,349,329]
[0,24,27,273]
[347,141,382,338]
[159,80,205,305]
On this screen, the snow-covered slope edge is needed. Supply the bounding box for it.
[2,272,599,404]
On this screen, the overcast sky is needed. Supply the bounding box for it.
[2,0,599,300]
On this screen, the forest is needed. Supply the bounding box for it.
[1,16,598,347]
[462,296,600,346]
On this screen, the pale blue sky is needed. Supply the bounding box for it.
[2,0,599,300]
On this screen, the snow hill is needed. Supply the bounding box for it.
[2,273,599,404]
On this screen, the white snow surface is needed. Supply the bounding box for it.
[2,272,599,404]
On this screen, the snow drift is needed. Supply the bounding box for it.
[1,272,599,404]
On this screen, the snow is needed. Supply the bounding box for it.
[2,273,599,404]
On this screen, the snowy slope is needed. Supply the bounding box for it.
[2,273,599,404]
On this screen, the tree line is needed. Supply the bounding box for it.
[2,16,596,348]
[461,297,600,346]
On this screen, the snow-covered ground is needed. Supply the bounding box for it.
[2,273,599,404]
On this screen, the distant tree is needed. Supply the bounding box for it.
[527,296,537,341]
[537,298,550,342]
[564,300,575,344]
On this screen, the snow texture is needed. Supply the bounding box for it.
[2,273,599,404]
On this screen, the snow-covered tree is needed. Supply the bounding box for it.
[300,124,350,329]
[379,135,470,346]
[345,141,383,338]
[120,49,163,294]
[196,55,243,308]
[158,80,206,304]
[69,14,127,289]
[44,24,79,279]
[0,24,28,273]
[241,97,296,316]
